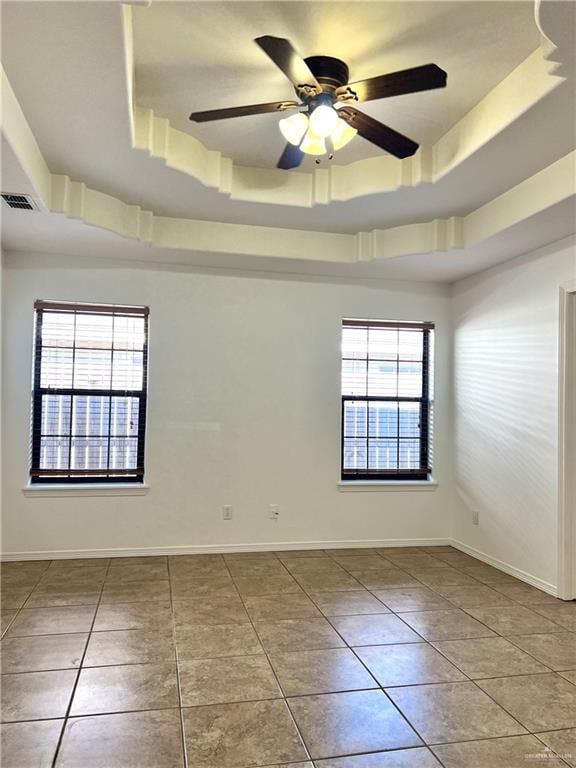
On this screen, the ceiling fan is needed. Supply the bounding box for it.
[189,36,447,170]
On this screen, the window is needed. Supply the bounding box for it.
[341,319,434,481]
[30,301,149,484]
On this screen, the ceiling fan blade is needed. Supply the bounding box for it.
[336,64,447,103]
[338,106,419,159]
[255,36,320,91]
[189,100,300,123]
[277,143,304,170]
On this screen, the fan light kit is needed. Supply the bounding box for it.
[189,36,447,170]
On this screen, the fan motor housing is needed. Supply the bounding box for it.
[305,55,349,90]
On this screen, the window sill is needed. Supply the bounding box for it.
[22,484,149,498]
[338,479,438,492]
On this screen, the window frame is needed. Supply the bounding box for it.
[29,300,149,485]
[340,318,433,482]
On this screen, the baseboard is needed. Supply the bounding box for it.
[450,538,559,597]
[0,537,451,562]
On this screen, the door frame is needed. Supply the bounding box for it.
[558,280,576,600]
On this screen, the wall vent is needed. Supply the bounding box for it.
[1,193,39,211]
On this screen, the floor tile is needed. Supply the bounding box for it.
[109,556,167,567]
[330,614,424,646]
[1,611,17,637]
[466,605,565,635]
[353,571,421,590]
[25,585,101,608]
[506,632,576,671]
[432,636,550,678]
[277,549,329,559]
[432,734,567,767]
[313,748,442,767]
[477,673,576,731]
[1,632,88,673]
[0,719,64,768]
[104,563,169,583]
[175,622,263,658]
[182,699,308,768]
[331,555,391,570]
[411,568,480,587]
[387,681,526,744]
[492,582,563,605]
[269,648,377,696]
[234,573,301,596]
[561,670,576,685]
[460,566,520,585]
[434,553,484,568]
[383,554,443,569]
[169,558,227,578]
[100,580,171,603]
[70,662,179,715]
[531,602,576,631]
[372,587,453,612]
[243,592,322,620]
[255,617,345,652]
[356,643,467,687]
[288,689,421,759]
[173,594,249,625]
[435,585,515,608]
[283,559,348,575]
[536,728,576,767]
[179,655,281,706]
[293,571,364,593]
[48,558,109,569]
[84,627,176,666]
[310,591,389,616]
[6,606,96,636]
[1,587,34,610]
[224,551,279,561]
[325,549,380,557]
[1,668,77,722]
[39,567,107,587]
[56,709,184,768]
[93,600,173,631]
[227,560,290,577]
[397,609,496,640]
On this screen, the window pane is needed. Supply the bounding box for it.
[41,395,71,436]
[40,348,73,388]
[109,438,138,469]
[342,327,367,360]
[110,397,139,437]
[368,439,397,471]
[41,312,74,348]
[39,437,70,469]
[112,351,143,390]
[72,396,110,437]
[367,361,397,396]
[343,438,367,470]
[343,401,367,438]
[70,438,109,470]
[399,439,420,469]
[75,313,113,349]
[342,359,367,396]
[368,402,398,438]
[399,403,420,437]
[398,362,422,397]
[114,316,145,351]
[398,330,423,361]
[368,328,397,359]
[73,349,112,389]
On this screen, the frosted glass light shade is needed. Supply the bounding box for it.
[278,112,309,146]
[308,105,338,138]
[300,129,327,155]
[331,118,357,150]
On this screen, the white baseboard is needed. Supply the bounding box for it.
[1,537,451,562]
[449,538,559,597]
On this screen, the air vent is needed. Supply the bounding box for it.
[1,193,38,211]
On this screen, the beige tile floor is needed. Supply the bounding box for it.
[1,546,575,767]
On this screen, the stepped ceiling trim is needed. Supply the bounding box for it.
[1,0,574,273]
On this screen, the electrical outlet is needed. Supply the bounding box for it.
[222,505,233,520]
[472,509,479,525]
[269,504,280,520]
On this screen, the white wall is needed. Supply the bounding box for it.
[452,236,576,589]
[1,251,459,557]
